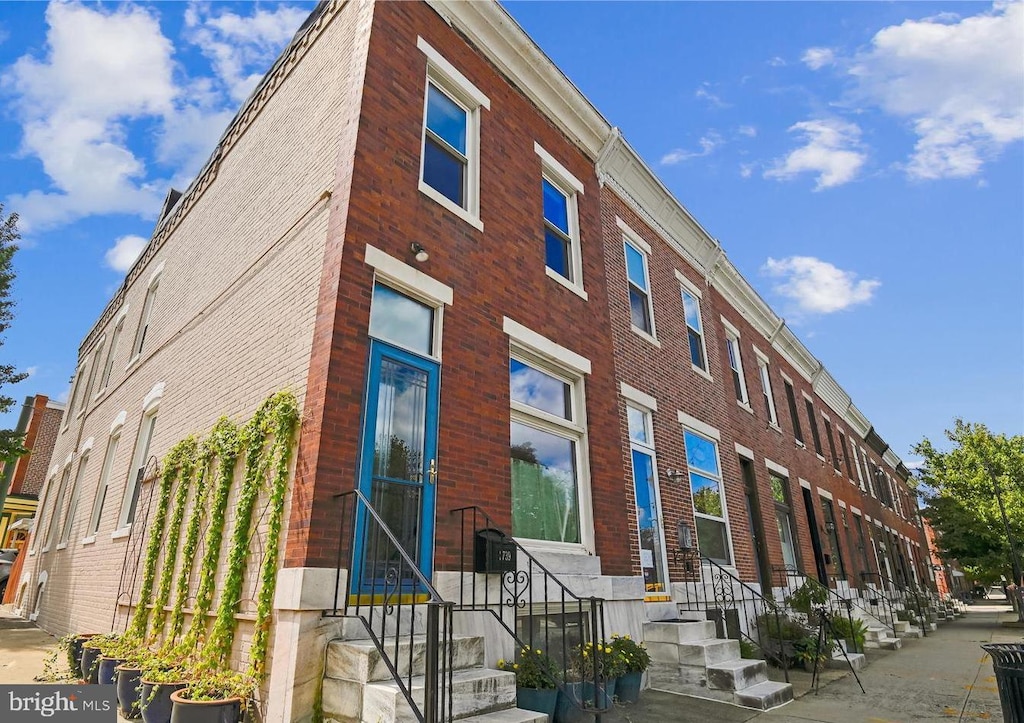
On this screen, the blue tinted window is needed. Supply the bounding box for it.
[625,243,648,290]
[545,228,569,277]
[684,430,720,476]
[426,84,466,154]
[542,179,569,234]
[423,140,464,206]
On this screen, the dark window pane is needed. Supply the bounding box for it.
[545,227,570,278]
[423,138,465,206]
[629,287,651,332]
[542,179,569,234]
[687,328,705,368]
[695,516,730,564]
[426,85,466,154]
[732,369,744,401]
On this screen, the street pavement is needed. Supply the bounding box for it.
[3,600,1022,722]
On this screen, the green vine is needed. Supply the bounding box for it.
[248,391,298,681]
[179,417,241,654]
[164,443,214,651]
[148,437,198,644]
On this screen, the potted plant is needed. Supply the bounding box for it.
[754,612,811,668]
[608,634,650,703]
[497,648,560,722]
[828,613,867,654]
[791,634,835,671]
[140,655,191,723]
[81,634,120,684]
[169,667,255,723]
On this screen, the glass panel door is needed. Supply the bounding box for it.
[631,449,668,598]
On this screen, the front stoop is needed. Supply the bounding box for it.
[863,626,902,650]
[322,632,542,723]
[644,620,793,710]
[826,649,867,672]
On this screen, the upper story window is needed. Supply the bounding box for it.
[63,366,86,428]
[804,397,823,456]
[824,417,840,472]
[722,320,748,407]
[88,414,125,537]
[679,275,708,373]
[537,144,585,297]
[99,310,127,393]
[417,37,489,231]
[59,448,90,546]
[44,464,72,551]
[783,379,804,445]
[117,384,163,531]
[838,428,855,479]
[131,280,159,360]
[83,341,103,407]
[624,240,655,337]
[754,348,778,427]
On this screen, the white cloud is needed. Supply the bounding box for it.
[3,2,175,231]
[737,125,758,138]
[764,119,866,190]
[695,83,730,109]
[185,4,310,102]
[739,163,754,179]
[848,2,1023,180]
[25,366,38,379]
[104,235,149,273]
[768,56,787,68]
[762,256,880,314]
[661,132,724,165]
[802,47,836,70]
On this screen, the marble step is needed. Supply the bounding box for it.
[326,635,484,683]
[646,637,740,667]
[458,708,548,723]
[827,651,867,672]
[733,680,794,710]
[706,658,768,691]
[643,620,718,644]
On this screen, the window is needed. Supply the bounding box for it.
[510,356,586,545]
[824,418,840,472]
[118,411,158,529]
[31,474,55,553]
[83,342,103,403]
[755,350,778,426]
[417,38,488,229]
[59,451,89,545]
[44,466,72,551]
[838,429,854,479]
[624,240,654,337]
[784,380,803,444]
[99,317,125,392]
[723,324,748,406]
[804,398,823,456]
[684,430,731,564]
[681,287,707,372]
[64,367,86,426]
[537,144,585,293]
[770,473,799,570]
[369,283,435,356]
[131,280,159,359]
[88,431,121,536]
[627,404,668,596]
[852,445,866,491]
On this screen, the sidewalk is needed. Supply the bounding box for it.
[3,601,1021,722]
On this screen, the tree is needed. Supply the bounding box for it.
[0,203,27,463]
[913,420,1024,586]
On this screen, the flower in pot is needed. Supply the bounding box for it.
[140,655,192,723]
[608,634,650,703]
[169,667,255,723]
[497,648,559,722]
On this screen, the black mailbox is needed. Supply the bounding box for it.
[474,528,517,573]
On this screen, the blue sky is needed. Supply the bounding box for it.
[0,1,1020,463]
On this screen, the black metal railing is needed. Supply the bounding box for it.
[450,506,609,714]
[675,555,791,681]
[772,567,863,654]
[866,572,931,637]
[327,489,455,723]
[856,572,898,633]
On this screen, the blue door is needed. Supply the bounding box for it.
[353,341,439,593]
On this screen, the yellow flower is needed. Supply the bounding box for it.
[497,659,505,667]
[624,635,631,640]
[513,664,519,670]
[535,649,542,655]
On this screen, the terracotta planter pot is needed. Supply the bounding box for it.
[169,689,242,723]
[116,664,144,719]
[140,679,186,723]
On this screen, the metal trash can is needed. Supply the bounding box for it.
[982,643,1024,723]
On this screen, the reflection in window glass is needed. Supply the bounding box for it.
[510,359,570,419]
[510,421,579,543]
[423,84,468,206]
[543,179,572,279]
[682,290,706,370]
[369,284,434,356]
[684,431,720,476]
[683,429,730,564]
[627,407,648,444]
[625,243,652,334]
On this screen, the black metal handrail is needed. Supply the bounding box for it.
[675,554,790,682]
[770,568,863,654]
[327,489,454,723]
[866,571,931,637]
[449,506,609,714]
[856,571,899,634]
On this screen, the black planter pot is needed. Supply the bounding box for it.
[169,690,242,723]
[70,634,97,676]
[98,656,124,685]
[141,680,186,723]
[116,665,144,719]
[80,646,103,684]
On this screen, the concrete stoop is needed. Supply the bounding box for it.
[892,620,923,639]
[863,626,902,650]
[321,632,543,723]
[643,620,793,710]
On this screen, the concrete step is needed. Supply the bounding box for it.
[647,661,735,703]
[892,620,910,634]
[827,651,867,672]
[647,637,740,667]
[326,635,484,683]
[706,658,768,691]
[897,626,923,639]
[458,708,548,723]
[330,668,516,723]
[643,620,718,644]
[733,680,794,710]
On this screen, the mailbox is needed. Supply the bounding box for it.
[474,528,517,573]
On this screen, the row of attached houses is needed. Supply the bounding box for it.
[15,2,940,720]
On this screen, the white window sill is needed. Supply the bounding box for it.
[545,267,588,300]
[28,550,35,557]
[737,401,753,415]
[795,440,806,449]
[834,469,842,476]
[691,365,713,382]
[816,454,826,463]
[418,182,484,232]
[40,547,50,554]
[81,536,96,546]
[111,527,131,540]
[125,355,141,372]
[768,423,783,435]
[630,326,661,348]
[56,542,67,551]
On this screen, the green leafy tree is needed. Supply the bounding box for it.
[0,203,28,463]
[913,420,1024,584]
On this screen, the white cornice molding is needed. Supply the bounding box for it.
[813,370,851,422]
[426,0,609,158]
[846,404,871,438]
[883,448,901,469]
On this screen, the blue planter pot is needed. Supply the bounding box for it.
[116,665,144,719]
[80,646,102,684]
[554,682,588,723]
[141,680,186,723]
[98,656,124,685]
[583,678,616,710]
[517,687,558,723]
[616,671,642,703]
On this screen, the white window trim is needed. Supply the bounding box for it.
[502,317,591,376]
[721,319,750,408]
[417,37,488,231]
[365,244,454,307]
[88,414,125,539]
[817,487,833,501]
[753,345,780,429]
[798,478,812,490]
[765,459,789,477]
[619,382,658,411]
[735,442,754,460]
[677,411,720,441]
[538,145,587,298]
[681,425,735,566]
[116,386,163,531]
[128,271,161,368]
[623,238,657,341]
[677,273,710,378]
[509,350,594,555]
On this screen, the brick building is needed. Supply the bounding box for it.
[19,2,934,719]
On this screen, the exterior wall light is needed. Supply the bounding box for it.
[410,242,429,263]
